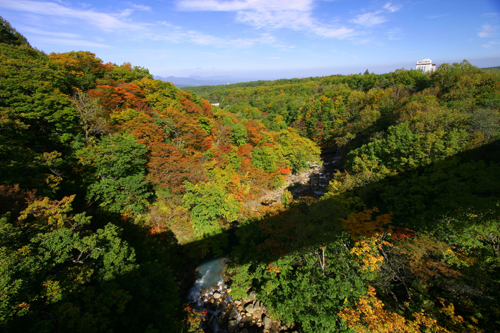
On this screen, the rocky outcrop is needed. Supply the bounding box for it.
[248,163,323,208]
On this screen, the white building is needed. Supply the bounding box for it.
[416,59,436,73]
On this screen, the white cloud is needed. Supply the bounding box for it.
[177,0,312,12]
[383,3,401,13]
[149,23,276,48]
[478,24,495,38]
[17,25,81,38]
[1,0,288,48]
[428,13,450,19]
[349,3,401,28]
[350,12,386,27]
[0,0,145,31]
[176,0,353,38]
[129,4,152,11]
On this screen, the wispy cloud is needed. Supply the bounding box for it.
[387,28,402,40]
[150,22,276,47]
[478,24,495,38]
[1,0,276,49]
[428,13,451,19]
[177,0,312,12]
[349,3,401,27]
[483,13,499,18]
[383,3,401,13]
[0,0,144,31]
[129,3,152,11]
[350,12,386,27]
[482,41,500,48]
[176,0,354,38]
[17,25,81,38]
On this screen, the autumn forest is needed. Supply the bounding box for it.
[1,17,500,332]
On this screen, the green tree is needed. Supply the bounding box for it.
[229,235,373,332]
[0,195,136,331]
[468,107,500,138]
[252,146,279,173]
[231,122,248,146]
[182,180,241,236]
[0,16,30,47]
[76,133,153,214]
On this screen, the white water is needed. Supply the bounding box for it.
[189,258,227,304]
[189,258,233,332]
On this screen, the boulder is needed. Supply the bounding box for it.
[263,316,272,330]
[228,320,238,333]
[213,292,222,299]
[244,303,255,314]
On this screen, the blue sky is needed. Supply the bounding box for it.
[1,0,499,79]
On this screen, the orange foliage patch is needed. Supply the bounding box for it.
[89,81,147,112]
[280,166,292,175]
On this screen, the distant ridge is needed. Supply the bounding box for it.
[154,75,253,87]
[482,66,500,73]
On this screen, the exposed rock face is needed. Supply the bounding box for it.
[250,163,323,208]
[263,316,272,330]
[246,147,341,210]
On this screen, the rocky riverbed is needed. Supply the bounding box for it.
[188,258,287,333]
[251,147,341,207]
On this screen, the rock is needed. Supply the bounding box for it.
[245,303,255,314]
[234,300,242,306]
[263,316,272,330]
[228,307,239,318]
[213,292,222,299]
[228,320,238,333]
[242,292,256,303]
[253,302,264,312]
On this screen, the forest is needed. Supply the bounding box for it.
[1,16,500,332]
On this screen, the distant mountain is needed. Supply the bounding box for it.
[154,75,252,87]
